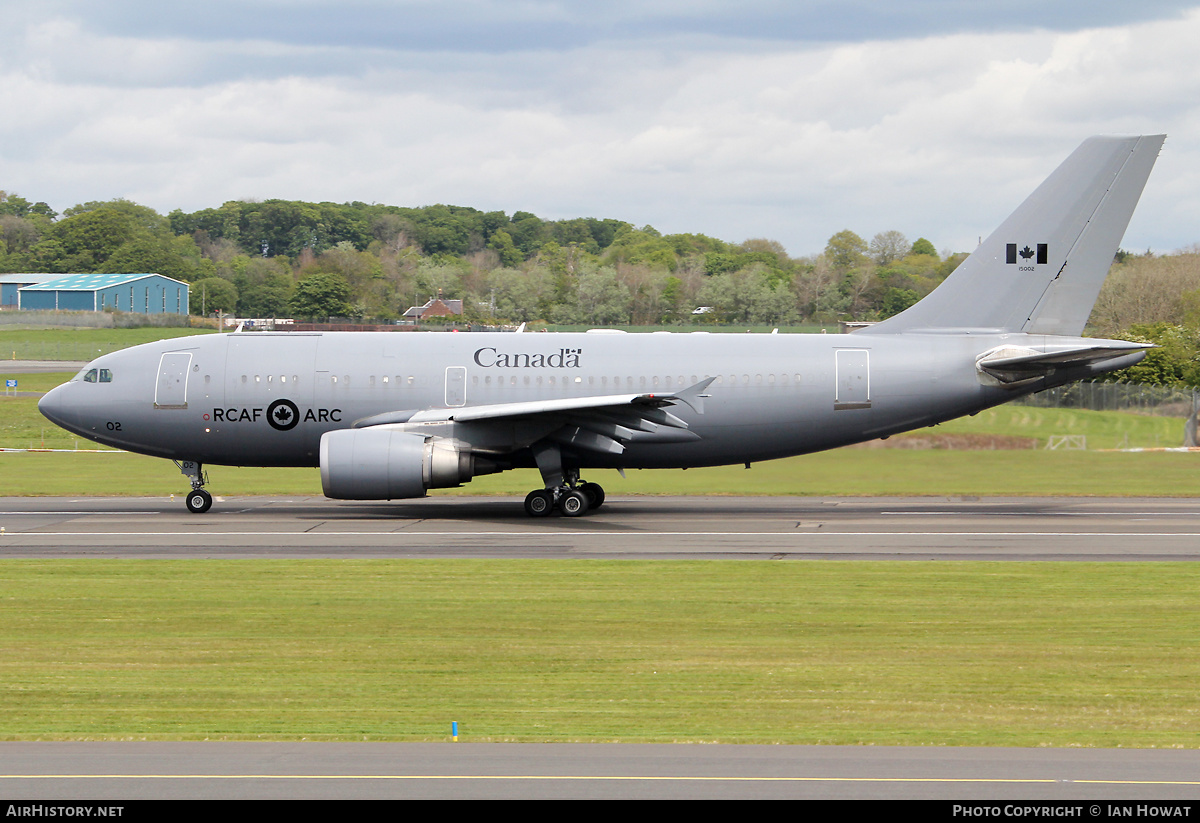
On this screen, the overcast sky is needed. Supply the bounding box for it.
[3,1,1200,257]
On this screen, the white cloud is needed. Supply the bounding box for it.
[2,6,1200,256]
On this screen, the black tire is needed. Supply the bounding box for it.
[185,489,213,514]
[580,482,605,510]
[559,489,589,517]
[524,489,554,517]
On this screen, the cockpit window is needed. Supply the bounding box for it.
[82,369,98,383]
[99,369,113,383]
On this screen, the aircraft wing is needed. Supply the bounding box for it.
[351,377,716,455]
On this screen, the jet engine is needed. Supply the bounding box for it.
[320,428,494,500]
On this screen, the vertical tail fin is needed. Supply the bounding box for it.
[862,135,1164,336]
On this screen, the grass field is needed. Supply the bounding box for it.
[6,449,1200,498]
[0,560,1196,745]
[0,327,215,362]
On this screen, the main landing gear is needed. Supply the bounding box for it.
[175,460,213,514]
[523,481,605,518]
[524,441,606,517]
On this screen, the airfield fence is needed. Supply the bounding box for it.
[0,310,202,330]
[1014,381,1197,418]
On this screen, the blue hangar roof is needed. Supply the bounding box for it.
[19,273,186,291]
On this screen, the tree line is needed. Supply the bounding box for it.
[0,190,961,326]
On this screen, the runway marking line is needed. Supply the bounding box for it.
[3,774,1200,785]
[7,531,1200,538]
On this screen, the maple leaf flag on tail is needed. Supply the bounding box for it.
[1006,243,1048,264]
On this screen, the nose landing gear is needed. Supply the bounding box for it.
[185,488,213,514]
[174,460,213,514]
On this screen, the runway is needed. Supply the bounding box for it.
[1,494,1199,560]
[3,742,1199,800]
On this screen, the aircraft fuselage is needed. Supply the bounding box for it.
[39,328,1121,470]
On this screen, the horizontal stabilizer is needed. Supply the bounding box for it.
[977,340,1152,384]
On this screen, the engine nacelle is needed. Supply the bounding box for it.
[320,428,482,500]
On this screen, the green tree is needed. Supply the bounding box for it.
[100,234,214,283]
[190,277,239,315]
[880,287,919,318]
[1103,323,1200,387]
[910,237,938,258]
[488,229,523,268]
[290,272,354,319]
[824,230,868,271]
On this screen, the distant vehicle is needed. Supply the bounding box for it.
[40,136,1163,516]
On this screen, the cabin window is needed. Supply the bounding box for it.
[331,375,338,384]
[382,375,389,384]
[241,375,248,384]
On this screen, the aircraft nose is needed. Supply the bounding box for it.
[38,383,74,430]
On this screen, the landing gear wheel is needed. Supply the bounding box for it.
[559,489,589,517]
[580,482,605,510]
[185,489,213,514]
[524,489,554,517]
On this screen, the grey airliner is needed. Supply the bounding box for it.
[40,135,1164,516]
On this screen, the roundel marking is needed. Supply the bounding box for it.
[267,398,300,431]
